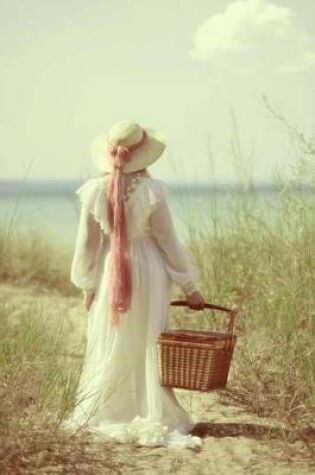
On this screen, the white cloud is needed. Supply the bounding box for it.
[190,0,315,74]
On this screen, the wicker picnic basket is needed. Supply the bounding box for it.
[156,301,237,392]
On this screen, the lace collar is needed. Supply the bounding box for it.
[103,169,150,201]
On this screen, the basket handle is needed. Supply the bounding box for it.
[170,300,237,335]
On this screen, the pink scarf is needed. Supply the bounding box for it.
[106,131,146,327]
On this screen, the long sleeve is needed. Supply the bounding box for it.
[70,203,105,291]
[150,199,199,294]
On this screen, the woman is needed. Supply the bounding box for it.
[61,120,205,449]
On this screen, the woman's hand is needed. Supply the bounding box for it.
[83,290,95,311]
[186,290,205,310]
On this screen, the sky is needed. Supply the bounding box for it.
[1,0,314,185]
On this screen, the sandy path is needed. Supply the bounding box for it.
[1,283,314,474]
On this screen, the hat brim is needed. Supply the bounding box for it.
[91,127,166,173]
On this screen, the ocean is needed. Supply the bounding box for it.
[0,181,312,246]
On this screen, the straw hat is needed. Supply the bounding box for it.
[91,120,166,173]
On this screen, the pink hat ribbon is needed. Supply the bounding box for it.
[106,130,146,327]
[108,131,147,169]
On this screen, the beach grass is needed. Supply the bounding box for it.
[0,288,134,473]
[0,227,76,296]
[0,300,79,426]
[182,103,315,434]
[0,298,89,473]
[185,190,315,427]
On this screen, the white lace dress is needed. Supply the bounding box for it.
[60,172,203,449]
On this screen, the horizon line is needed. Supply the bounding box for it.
[0,178,311,195]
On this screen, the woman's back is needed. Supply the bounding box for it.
[75,171,169,240]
